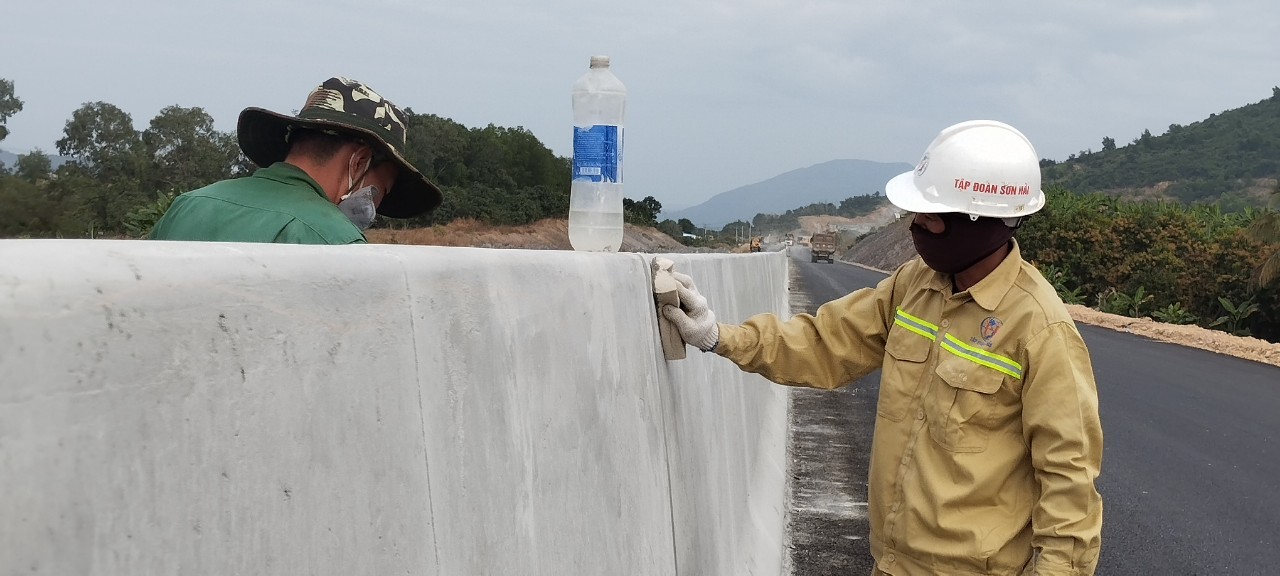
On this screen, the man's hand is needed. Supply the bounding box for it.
[660,271,720,352]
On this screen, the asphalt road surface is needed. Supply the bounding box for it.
[782,245,1280,575]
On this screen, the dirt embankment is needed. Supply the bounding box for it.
[792,206,899,241]
[367,217,688,253]
[841,217,916,272]
[1065,305,1280,367]
[843,220,1280,368]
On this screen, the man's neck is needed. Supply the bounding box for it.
[284,145,363,205]
[953,241,1011,292]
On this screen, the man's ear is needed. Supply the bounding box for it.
[358,143,377,165]
[348,143,376,178]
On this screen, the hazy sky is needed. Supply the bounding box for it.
[3,1,1277,211]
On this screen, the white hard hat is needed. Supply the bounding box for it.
[885,120,1046,218]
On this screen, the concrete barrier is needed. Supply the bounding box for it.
[0,240,789,575]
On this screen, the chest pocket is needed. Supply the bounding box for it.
[926,335,1020,453]
[880,326,932,422]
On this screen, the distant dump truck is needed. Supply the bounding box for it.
[810,232,837,263]
[750,236,763,252]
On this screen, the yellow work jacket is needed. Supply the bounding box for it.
[717,241,1102,575]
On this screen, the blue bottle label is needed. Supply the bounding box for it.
[572,125,623,183]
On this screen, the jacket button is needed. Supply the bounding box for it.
[940,319,949,327]
[887,554,896,563]
[916,409,925,420]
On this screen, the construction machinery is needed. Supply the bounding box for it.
[810,232,836,263]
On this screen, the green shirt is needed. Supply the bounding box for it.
[150,162,366,245]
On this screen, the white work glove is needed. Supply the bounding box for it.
[660,271,720,352]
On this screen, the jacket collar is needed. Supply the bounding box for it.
[255,162,328,200]
[925,239,1023,311]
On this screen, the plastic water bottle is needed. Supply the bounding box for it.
[569,55,626,252]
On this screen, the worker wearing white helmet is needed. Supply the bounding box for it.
[661,120,1103,575]
[886,120,1048,283]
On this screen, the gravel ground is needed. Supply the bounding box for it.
[782,261,877,576]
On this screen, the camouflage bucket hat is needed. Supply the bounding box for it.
[237,77,442,218]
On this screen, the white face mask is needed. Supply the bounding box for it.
[339,151,378,231]
[338,186,378,230]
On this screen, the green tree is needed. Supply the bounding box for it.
[14,149,51,182]
[55,102,147,232]
[141,105,240,193]
[657,218,683,242]
[0,78,22,142]
[1101,136,1116,152]
[488,125,566,190]
[393,111,574,228]
[623,196,662,226]
[1247,182,1280,286]
[465,125,518,190]
[123,191,177,238]
[56,102,141,170]
[403,110,471,186]
[837,192,885,217]
[1019,187,1279,341]
[0,176,60,236]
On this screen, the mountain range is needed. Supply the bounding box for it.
[660,158,912,229]
[0,149,18,168]
[0,148,72,171]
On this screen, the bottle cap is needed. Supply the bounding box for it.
[590,56,610,68]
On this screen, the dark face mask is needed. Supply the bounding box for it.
[909,213,1015,274]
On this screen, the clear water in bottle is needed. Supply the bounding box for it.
[568,182,624,251]
[569,55,626,252]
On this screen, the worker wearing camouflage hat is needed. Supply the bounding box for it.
[151,77,442,244]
